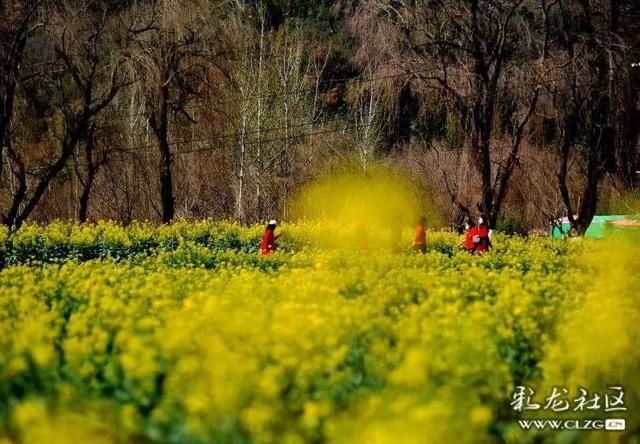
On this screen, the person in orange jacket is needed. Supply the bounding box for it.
[355,219,369,252]
[413,216,427,253]
[260,219,280,255]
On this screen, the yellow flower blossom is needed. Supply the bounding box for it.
[0,221,637,443]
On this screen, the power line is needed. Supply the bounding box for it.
[178,123,368,157]
[76,121,371,167]
[63,81,609,174]
[72,81,608,169]
[112,113,357,154]
[26,78,611,171]
[117,82,608,154]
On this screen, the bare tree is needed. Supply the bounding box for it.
[0,0,44,185]
[226,8,314,222]
[126,0,229,223]
[551,0,639,234]
[74,122,111,222]
[3,2,131,229]
[347,0,545,227]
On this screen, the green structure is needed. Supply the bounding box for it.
[550,215,639,238]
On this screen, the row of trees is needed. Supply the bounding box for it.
[347,0,640,233]
[1,0,639,232]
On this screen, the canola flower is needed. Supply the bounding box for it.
[0,221,637,444]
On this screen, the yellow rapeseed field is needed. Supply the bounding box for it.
[0,221,637,443]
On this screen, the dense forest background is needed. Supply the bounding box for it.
[1,0,639,233]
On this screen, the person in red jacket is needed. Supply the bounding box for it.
[413,216,427,253]
[260,219,280,256]
[474,214,492,254]
[462,219,477,252]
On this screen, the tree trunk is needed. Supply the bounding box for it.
[13,125,82,228]
[236,112,247,222]
[556,0,615,236]
[0,82,17,179]
[255,12,265,222]
[3,140,27,229]
[151,80,175,224]
[78,130,98,223]
[0,3,41,180]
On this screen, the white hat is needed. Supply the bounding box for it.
[269,219,277,225]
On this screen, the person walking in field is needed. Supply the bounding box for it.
[413,216,427,253]
[260,219,280,256]
[356,220,369,251]
[461,218,477,252]
[473,214,492,254]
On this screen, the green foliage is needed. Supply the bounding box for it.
[0,221,263,267]
[444,113,464,149]
[265,0,337,28]
[497,216,530,236]
[412,105,446,142]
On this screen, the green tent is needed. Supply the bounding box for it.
[550,215,639,238]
